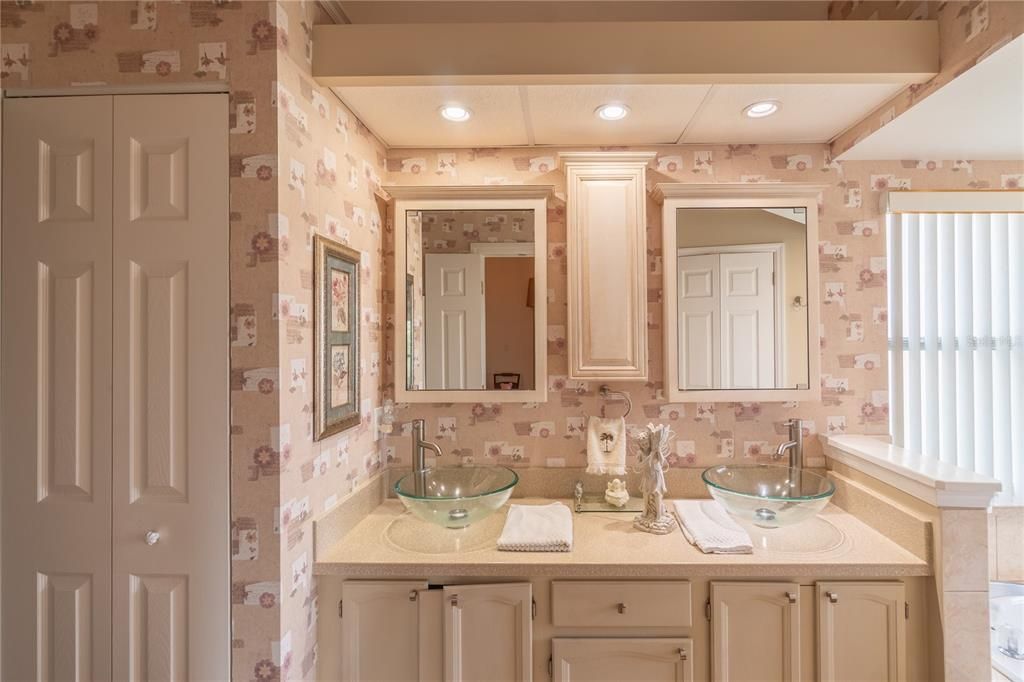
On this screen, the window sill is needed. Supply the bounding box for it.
[820,434,1002,509]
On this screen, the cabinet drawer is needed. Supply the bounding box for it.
[552,581,692,627]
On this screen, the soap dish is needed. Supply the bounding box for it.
[572,481,643,513]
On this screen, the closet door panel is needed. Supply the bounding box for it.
[2,95,114,681]
[111,93,230,681]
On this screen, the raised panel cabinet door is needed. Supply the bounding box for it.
[711,582,801,682]
[111,93,230,682]
[341,581,428,682]
[563,153,653,380]
[2,95,114,682]
[817,582,906,682]
[552,638,694,682]
[444,582,532,682]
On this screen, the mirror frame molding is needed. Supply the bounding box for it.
[385,184,552,403]
[654,183,825,403]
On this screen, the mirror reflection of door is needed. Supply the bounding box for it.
[678,248,778,389]
[675,207,809,391]
[407,209,536,391]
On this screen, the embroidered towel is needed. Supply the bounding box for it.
[672,499,753,554]
[585,415,627,475]
[497,502,573,552]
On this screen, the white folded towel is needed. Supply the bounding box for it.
[497,502,573,552]
[585,415,627,475]
[672,499,753,555]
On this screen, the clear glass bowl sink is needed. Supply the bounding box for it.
[702,464,835,528]
[394,466,518,529]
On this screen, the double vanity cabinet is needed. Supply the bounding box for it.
[319,576,922,681]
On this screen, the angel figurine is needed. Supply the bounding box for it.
[632,423,677,534]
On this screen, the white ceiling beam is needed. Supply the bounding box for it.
[313,21,937,86]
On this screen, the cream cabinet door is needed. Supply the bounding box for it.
[444,582,532,682]
[552,638,694,682]
[562,152,654,380]
[711,582,801,682]
[817,582,906,682]
[341,581,428,682]
[2,95,115,682]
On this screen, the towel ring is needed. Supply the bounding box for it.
[599,384,632,418]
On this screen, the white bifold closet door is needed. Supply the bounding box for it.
[2,94,229,681]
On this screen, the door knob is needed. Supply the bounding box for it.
[144,530,160,546]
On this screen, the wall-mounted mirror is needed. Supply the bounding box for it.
[388,186,550,403]
[657,184,823,402]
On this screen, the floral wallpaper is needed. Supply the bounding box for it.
[382,147,1024,471]
[827,0,1024,156]
[273,2,387,680]
[1,2,386,680]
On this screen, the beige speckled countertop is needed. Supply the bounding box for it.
[314,499,930,578]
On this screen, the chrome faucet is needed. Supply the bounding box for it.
[411,418,442,495]
[773,419,804,470]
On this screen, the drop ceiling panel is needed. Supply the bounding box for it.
[525,84,711,145]
[333,85,529,147]
[681,83,905,144]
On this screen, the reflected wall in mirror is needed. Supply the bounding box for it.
[407,209,536,391]
[658,185,822,402]
[390,186,549,403]
[677,207,808,390]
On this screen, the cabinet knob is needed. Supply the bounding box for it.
[678,649,688,662]
[616,602,627,614]
[786,592,797,604]
[826,591,839,604]
[449,594,459,608]
[144,530,160,546]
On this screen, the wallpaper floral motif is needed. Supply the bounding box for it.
[382,147,1024,471]
[1,2,387,680]
[827,0,1024,156]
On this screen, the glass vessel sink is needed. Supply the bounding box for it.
[394,466,518,529]
[702,464,835,528]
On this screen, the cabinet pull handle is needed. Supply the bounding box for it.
[409,590,418,602]
[616,602,627,614]
[786,592,797,604]
[449,594,459,608]
[678,649,688,661]
[826,591,839,604]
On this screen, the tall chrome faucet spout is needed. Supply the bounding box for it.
[772,419,804,471]
[411,418,442,496]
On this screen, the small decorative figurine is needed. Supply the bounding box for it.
[604,479,630,508]
[632,423,677,534]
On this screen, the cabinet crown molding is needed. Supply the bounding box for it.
[382,184,554,201]
[559,151,657,167]
[652,182,829,203]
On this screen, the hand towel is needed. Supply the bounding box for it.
[672,499,753,554]
[585,415,627,475]
[497,502,573,552]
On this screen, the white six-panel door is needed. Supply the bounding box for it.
[2,93,228,681]
[424,253,486,390]
[677,251,776,390]
[2,95,116,682]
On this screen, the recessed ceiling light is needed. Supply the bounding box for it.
[743,100,781,119]
[439,105,471,122]
[596,103,630,121]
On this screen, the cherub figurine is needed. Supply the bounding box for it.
[632,423,677,534]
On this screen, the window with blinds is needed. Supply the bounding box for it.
[886,196,1023,503]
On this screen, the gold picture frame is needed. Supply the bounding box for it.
[314,235,361,439]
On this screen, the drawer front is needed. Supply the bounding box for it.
[552,581,692,627]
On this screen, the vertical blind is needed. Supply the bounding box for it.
[887,211,1023,502]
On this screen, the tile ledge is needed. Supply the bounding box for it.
[820,434,1001,509]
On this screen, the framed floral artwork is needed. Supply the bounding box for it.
[314,235,360,439]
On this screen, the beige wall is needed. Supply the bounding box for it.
[677,208,809,387]
[485,257,536,390]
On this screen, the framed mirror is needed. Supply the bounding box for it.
[388,185,551,403]
[656,184,824,402]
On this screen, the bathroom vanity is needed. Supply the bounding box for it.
[315,498,931,681]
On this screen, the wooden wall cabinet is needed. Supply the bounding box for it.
[561,152,655,380]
